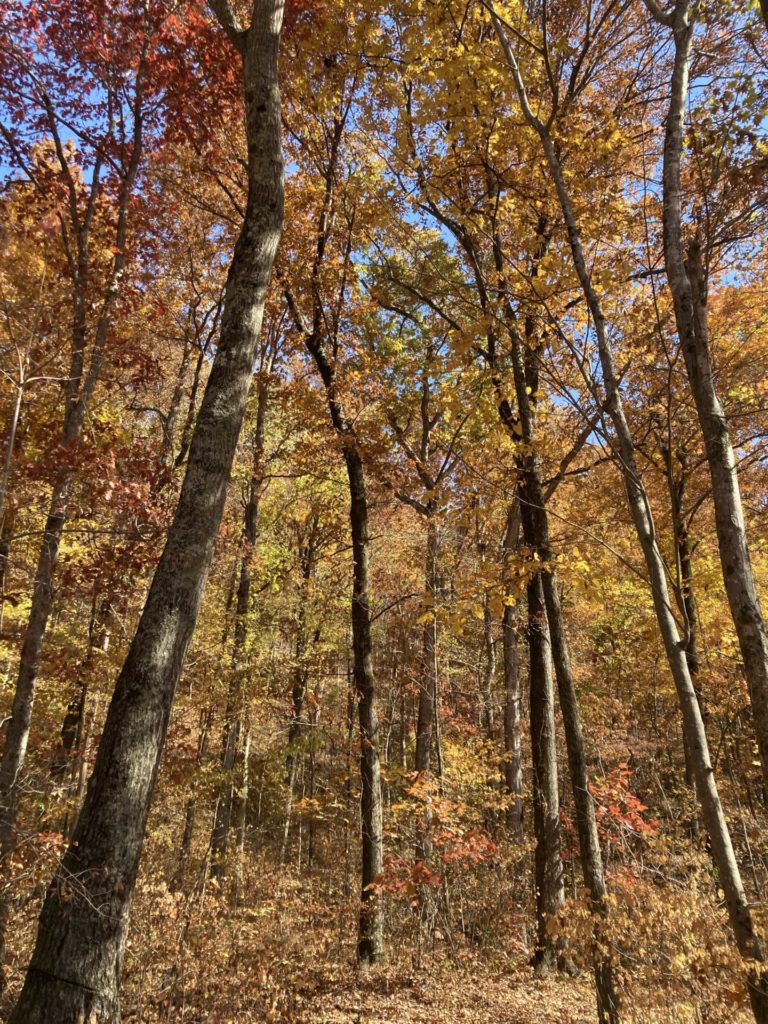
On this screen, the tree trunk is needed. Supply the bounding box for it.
[211,368,270,877]
[415,518,438,775]
[485,174,618,1013]
[0,51,146,910]
[281,520,319,864]
[661,442,703,817]
[527,574,564,974]
[293,165,384,958]
[502,500,524,838]
[0,375,24,527]
[481,591,496,739]
[491,15,768,1015]
[657,0,768,805]
[7,5,284,1019]
[344,445,384,965]
[0,474,71,865]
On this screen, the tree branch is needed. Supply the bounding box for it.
[208,0,246,52]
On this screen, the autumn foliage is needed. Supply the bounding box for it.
[0,0,768,1021]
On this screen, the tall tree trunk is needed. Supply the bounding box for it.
[415,518,438,775]
[296,326,384,962]
[0,474,71,864]
[0,371,25,527]
[171,705,213,893]
[281,517,319,864]
[288,122,384,957]
[233,724,251,902]
[344,444,384,964]
[502,500,524,838]
[661,442,704,812]
[414,519,438,865]
[8,5,285,1019]
[527,575,564,974]
[490,15,768,1017]
[655,0,768,804]
[487,195,618,1015]
[211,367,270,877]
[481,591,496,739]
[0,510,15,637]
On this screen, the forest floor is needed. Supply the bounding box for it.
[117,867,599,1023]
[3,859,747,1023]
[288,959,596,1024]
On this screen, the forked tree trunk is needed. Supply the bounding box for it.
[8,4,285,1019]
[655,0,768,804]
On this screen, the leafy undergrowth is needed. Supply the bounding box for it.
[1,850,755,1023]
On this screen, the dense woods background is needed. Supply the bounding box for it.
[1,0,768,1020]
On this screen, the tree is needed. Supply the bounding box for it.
[488,3,768,1017]
[649,0,768,804]
[8,0,285,1016]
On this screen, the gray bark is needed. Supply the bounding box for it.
[655,0,768,805]
[7,3,285,1019]
[487,203,613,1007]
[501,501,524,839]
[527,575,563,973]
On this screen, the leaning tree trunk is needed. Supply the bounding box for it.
[8,4,285,1020]
[657,0,768,804]
[0,474,71,850]
[491,13,768,1016]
